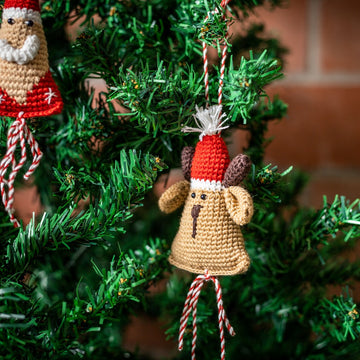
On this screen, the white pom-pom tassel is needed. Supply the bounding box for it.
[182,105,229,140]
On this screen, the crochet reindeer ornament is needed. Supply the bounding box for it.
[159,106,253,276]
[0,0,63,227]
[159,1,254,359]
[159,105,254,359]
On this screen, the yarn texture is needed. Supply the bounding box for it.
[0,0,63,226]
[159,123,254,275]
[0,3,62,116]
[191,135,230,185]
[158,180,190,214]
[223,154,252,188]
[163,1,248,357]
[5,0,40,11]
[181,146,195,182]
[165,186,252,275]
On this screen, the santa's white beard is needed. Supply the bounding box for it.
[0,26,49,105]
[0,35,40,65]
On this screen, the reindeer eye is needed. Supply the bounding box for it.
[7,18,15,25]
[191,192,196,198]
[25,20,34,27]
[200,194,207,200]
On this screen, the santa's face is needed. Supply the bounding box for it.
[0,12,49,104]
[0,16,40,61]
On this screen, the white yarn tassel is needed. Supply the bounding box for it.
[182,105,229,141]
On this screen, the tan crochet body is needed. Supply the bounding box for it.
[0,19,48,104]
[168,188,251,276]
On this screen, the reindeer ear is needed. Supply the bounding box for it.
[181,146,195,181]
[224,186,254,226]
[158,180,190,214]
[223,154,251,188]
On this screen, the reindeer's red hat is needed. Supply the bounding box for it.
[183,105,231,191]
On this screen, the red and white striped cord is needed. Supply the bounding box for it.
[178,270,235,360]
[202,0,231,106]
[0,112,43,227]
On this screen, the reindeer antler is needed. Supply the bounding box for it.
[181,146,195,181]
[223,154,251,188]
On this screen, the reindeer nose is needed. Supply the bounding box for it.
[191,204,203,239]
[191,204,203,219]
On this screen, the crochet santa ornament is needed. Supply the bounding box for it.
[0,0,63,226]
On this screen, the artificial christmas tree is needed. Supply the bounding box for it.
[0,1,358,359]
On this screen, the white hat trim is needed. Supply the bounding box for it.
[191,178,224,191]
[2,8,42,24]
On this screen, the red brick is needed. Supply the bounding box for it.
[14,184,43,226]
[242,0,308,73]
[65,13,101,42]
[153,169,184,198]
[321,0,360,72]
[265,84,360,170]
[226,128,250,158]
[123,314,177,359]
[300,169,360,208]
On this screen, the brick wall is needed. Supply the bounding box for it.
[248,0,360,207]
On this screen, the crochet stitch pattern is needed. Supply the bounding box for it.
[158,105,254,359]
[165,187,252,275]
[181,146,195,181]
[158,1,253,357]
[5,0,40,10]
[191,135,230,186]
[0,0,63,226]
[0,1,62,115]
[223,154,252,188]
[159,108,254,277]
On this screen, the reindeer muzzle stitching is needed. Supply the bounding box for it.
[191,204,203,239]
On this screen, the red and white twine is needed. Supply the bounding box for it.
[178,270,235,360]
[202,0,231,106]
[0,112,42,227]
[178,3,235,359]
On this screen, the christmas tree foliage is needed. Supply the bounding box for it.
[0,0,359,359]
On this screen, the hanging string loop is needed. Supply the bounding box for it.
[178,270,235,360]
[0,112,43,227]
[202,0,231,107]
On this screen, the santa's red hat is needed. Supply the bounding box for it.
[2,0,41,23]
[184,105,230,191]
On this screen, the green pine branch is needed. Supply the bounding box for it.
[316,291,360,343]
[7,150,164,274]
[224,50,283,122]
[0,237,170,358]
